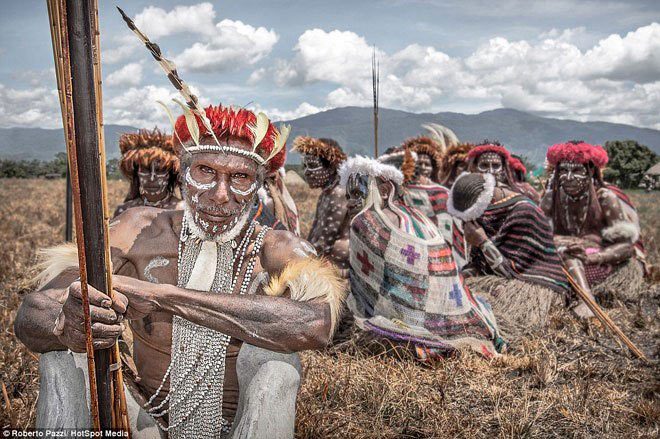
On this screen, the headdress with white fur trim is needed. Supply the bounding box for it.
[339,156,404,189]
[447,172,496,222]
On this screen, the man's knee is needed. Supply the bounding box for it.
[36,351,91,429]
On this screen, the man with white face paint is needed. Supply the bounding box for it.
[292,136,352,276]
[541,141,647,318]
[15,104,346,438]
[113,128,183,217]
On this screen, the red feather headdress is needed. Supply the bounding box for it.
[509,156,527,175]
[467,143,512,161]
[546,141,608,168]
[174,105,287,172]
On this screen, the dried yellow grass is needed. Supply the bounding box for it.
[0,179,657,437]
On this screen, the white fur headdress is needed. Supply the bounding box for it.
[447,172,496,222]
[338,156,404,189]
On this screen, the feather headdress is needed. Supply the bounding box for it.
[422,123,460,154]
[292,136,347,166]
[546,140,608,168]
[117,7,289,171]
[119,128,179,178]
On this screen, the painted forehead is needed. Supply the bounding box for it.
[478,152,503,162]
[558,161,587,170]
[188,151,258,174]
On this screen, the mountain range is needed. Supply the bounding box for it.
[1,108,658,165]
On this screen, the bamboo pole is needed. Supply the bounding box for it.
[372,48,379,159]
[89,0,131,432]
[562,267,648,361]
[47,0,101,429]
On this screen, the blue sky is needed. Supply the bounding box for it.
[0,0,658,129]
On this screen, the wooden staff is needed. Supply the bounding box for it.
[89,0,131,432]
[562,267,648,361]
[47,0,130,430]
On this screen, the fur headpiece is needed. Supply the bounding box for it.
[339,156,404,188]
[401,136,443,171]
[119,128,179,178]
[509,155,527,175]
[440,143,473,175]
[292,136,347,166]
[546,141,608,168]
[467,142,512,162]
[447,172,496,222]
[174,105,288,172]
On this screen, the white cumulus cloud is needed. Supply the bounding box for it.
[273,22,660,128]
[105,63,143,87]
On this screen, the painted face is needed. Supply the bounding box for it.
[138,162,170,201]
[346,173,370,210]
[476,152,505,183]
[415,154,433,181]
[302,154,333,188]
[557,161,589,197]
[182,139,259,239]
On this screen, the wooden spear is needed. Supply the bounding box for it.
[562,267,648,361]
[372,47,380,158]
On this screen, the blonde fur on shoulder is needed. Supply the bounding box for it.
[34,243,79,289]
[264,257,346,335]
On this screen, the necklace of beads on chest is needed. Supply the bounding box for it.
[145,216,269,432]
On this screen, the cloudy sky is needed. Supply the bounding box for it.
[0,0,658,130]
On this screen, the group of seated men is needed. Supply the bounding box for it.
[14,107,647,437]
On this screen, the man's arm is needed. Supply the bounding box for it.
[14,208,154,354]
[112,230,344,353]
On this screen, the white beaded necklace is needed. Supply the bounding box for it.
[144,216,268,437]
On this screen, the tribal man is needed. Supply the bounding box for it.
[113,128,183,217]
[467,142,533,201]
[540,141,646,318]
[15,105,345,438]
[438,142,473,187]
[292,136,351,276]
[509,154,541,204]
[340,156,504,359]
[448,172,569,336]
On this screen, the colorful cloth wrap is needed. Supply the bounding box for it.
[403,183,469,269]
[348,199,505,359]
[469,194,570,293]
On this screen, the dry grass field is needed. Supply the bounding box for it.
[0,178,658,437]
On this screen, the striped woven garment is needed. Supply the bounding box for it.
[403,183,469,269]
[348,198,505,359]
[471,194,569,293]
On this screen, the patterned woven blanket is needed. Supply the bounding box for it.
[403,183,469,269]
[470,195,569,293]
[349,203,505,359]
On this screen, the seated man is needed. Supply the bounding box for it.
[292,136,351,276]
[15,105,345,437]
[252,166,300,235]
[467,141,537,203]
[509,154,541,204]
[448,172,569,337]
[340,156,505,360]
[541,141,646,317]
[113,128,183,217]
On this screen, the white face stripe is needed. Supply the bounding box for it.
[230,181,257,197]
[185,167,217,191]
